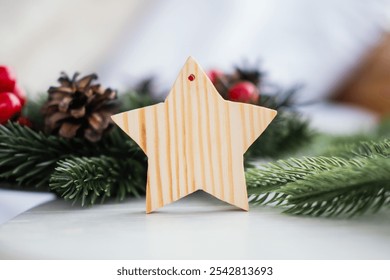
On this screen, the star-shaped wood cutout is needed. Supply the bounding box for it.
[112,57,277,213]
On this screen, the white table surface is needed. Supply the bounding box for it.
[0,189,55,225]
[0,192,389,260]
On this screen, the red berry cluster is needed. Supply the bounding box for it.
[0,66,27,124]
[207,68,261,104]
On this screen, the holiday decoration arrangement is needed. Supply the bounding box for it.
[0,60,388,218]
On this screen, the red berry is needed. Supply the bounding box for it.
[228,81,259,103]
[207,69,224,84]
[0,66,26,105]
[0,66,16,92]
[0,92,22,124]
[12,84,26,106]
[16,116,32,127]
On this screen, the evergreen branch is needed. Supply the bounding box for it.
[50,157,114,206]
[0,123,82,187]
[246,156,362,195]
[50,156,146,206]
[247,138,390,217]
[281,157,390,217]
[247,139,390,194]
[0,122,143,188]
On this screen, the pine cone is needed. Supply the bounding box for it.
[43,72,117,142]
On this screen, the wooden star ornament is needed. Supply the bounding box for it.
[112,57,277,213]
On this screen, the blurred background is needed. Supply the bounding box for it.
[1,0,390,224]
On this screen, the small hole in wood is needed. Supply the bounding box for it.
[188,74,195,81]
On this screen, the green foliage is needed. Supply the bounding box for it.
[0,122,146,191]
[0,123,82,188]
[281,157,390,217]
[50,157,114,206]
[50,156,146,206]
[246,156,359,192]
[247,139,390,217]
[0,90,152,203]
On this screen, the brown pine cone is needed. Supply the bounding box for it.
[42,72,117,142]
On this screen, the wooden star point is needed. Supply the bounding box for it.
[112,57,277,213]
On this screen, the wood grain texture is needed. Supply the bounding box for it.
[112,57,277,213]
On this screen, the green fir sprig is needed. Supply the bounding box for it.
[0,122,146,191]
[50,156,146,206]
[247,139,390,217]
[0,123,83,188]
